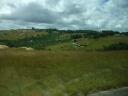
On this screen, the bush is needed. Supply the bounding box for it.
[71,34,82,39]
[103,42,128,51]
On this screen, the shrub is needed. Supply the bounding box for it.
[103,42,128,51]
[71,34,82,39]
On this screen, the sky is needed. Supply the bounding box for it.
[0,0,128,31]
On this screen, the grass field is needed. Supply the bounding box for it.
[0,49,128,96]
[46,36,128,51]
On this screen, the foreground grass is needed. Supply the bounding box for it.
[0,49,128,96]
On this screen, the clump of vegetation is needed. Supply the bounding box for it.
[103,42,128,51]
[0,32,71,50]
[71,34,83,39]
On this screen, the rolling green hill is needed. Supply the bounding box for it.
[0,30,128,51]
[46,36,128,51]
[0,30,48,40]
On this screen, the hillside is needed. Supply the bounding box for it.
[0,29,128,51]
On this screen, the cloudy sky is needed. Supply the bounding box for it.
[0,0,128,31]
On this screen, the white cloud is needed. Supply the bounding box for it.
[0,0,128,31]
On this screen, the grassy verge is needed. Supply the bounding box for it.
[0,49,128,96]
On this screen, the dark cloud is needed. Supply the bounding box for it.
[114,0,128,8]
[0,2,60,23]
[7,3,17,9]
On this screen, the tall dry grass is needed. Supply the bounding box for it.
[0,49,128,96]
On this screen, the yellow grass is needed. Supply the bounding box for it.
[0,49,128,96]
